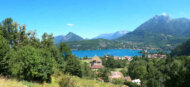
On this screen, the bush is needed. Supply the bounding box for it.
[112,78,124,85]
[59,74,75,87]
[7,46,56,82]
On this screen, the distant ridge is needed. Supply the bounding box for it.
[93,30,129,40]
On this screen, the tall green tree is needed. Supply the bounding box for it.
[59,42,72,59]
[128,59,147,86]
[0,36,10,75]
[65,55,82,77]
[1,18,18,48]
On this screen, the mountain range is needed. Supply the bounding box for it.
[57,14,190,50]
[93,30,129,40]
[118,14,190,50]
[54,30,128,44]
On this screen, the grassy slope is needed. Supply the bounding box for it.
[0,77,27,87]
[0,76,122,87]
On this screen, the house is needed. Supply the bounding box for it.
[89,55,104,70]
[109,71,124,82]
[124,76,132,82]
[132,79,141,85]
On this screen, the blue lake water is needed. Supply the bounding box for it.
[72,49,142,58]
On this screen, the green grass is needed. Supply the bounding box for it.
[0,75,123,87]
[0,77,27,87]
[80,59,90,64]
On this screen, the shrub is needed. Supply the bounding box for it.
[112,78,124,85]
[7,46,56,82]
[59,74,75,87]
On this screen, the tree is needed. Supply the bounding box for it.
[7,46,56,82]
[0,36,10,75]
[65,55,82,77]
[81,62,91,77]
[59,42,72,59]
[1,18,18,48]
[128,59,147,86]
[146,62,163,87]
[98,68,110,82]
[165,57,187,87]
[0,24,2,35]
[28,30,41,48]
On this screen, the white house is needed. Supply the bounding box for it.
[132,79,141,85]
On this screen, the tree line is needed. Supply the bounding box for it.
[0,18,93,83]
[128,38,190,87]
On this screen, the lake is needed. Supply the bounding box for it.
[72,49,142,58]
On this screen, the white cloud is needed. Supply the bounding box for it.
[67,24,74,27]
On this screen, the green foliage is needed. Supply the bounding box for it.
[98,68,110,82]
[59,42,72,59]
[128,59,147,80]
[65,55,82,77]
[112,78,124,85]
[164,56,190,87]
[120,69,128,77]
[59,74,75,87]
[1,18,18,47]
[170,39,190,57]
[0,36,10,75]
[101,55,127,68]
[7,46,56,82]
[81,62,91,77]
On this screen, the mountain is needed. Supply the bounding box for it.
[93,30,129,40]
[54,32,84,44]
[118,14,190,50]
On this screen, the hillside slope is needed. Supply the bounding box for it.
[0,76,121,87]
[171,39,190,57]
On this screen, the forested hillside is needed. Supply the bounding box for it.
[127,38,190,87]
[170,39,190,57]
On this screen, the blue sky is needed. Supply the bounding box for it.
[0,0,190,38]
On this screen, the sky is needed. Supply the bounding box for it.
[0,0,190,39]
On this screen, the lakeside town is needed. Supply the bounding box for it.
[1,0,190,87]
[78,51,168,86]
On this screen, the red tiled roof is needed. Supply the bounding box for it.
[124,76,132,82]
[90,65,104,69]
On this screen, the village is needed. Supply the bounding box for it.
[81,52,167,86]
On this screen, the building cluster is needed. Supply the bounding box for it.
[89,55,140,85]
[109,71,141,85]
[148,54,167,59]
[114,56,133,61]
